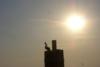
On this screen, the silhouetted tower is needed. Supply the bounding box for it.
[44,40,64,67]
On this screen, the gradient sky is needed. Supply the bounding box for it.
[0,0,100,67]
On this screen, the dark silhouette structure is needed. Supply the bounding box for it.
[44,40,64,67]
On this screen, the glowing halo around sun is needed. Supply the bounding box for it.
[66,14,86,32]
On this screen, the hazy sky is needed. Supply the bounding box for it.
[0,0,100,67]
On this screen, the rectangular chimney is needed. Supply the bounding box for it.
[52,40,57,51]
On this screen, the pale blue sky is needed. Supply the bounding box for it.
[0,0,100,67]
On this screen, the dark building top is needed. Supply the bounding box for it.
[44,40,64,67]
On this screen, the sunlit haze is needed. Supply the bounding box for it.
[1,0,100,67]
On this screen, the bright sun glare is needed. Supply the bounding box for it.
[66,14,86,32]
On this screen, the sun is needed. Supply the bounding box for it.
[66,14,86,32]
